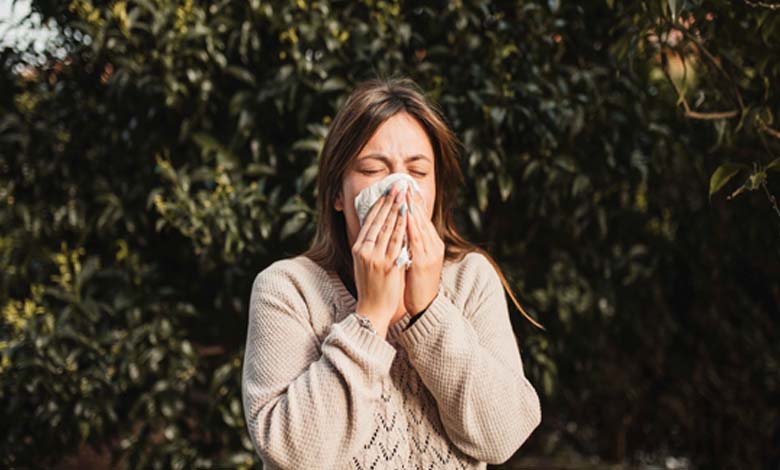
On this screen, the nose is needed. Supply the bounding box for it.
[390,163,410,175]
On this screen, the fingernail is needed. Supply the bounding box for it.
[409,202,414,215]
[383,186,391,196]
[399,203,407,216]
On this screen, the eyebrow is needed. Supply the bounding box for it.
[358,153,432,164]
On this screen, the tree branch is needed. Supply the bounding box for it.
[761,180,780,232]
[744,0,780,10]
[757,118,780,139]
[669,23,746,112]
[684,109,739,120]
[658,45,739,121]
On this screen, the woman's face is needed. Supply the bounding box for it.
[334,111,436,250]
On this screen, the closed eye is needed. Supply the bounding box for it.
[360,169,426,177]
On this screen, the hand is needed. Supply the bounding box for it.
[352,182,409,338]
[403,187,445,316]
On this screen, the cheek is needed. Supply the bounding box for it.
[343,193,357,224]
[341,186,361,231]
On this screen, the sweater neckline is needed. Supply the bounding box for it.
[297,255,412,342]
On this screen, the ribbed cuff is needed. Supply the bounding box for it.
[397,286,456,351]
[338,313,397,376]
[387,312,412,341]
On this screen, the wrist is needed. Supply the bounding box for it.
[355,303,392,323]
[353,310,389,338]
[413,294,436,317]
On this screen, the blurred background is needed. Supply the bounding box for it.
[1,0,779,468]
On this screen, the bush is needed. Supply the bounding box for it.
[1,0,778,468]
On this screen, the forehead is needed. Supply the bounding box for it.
[358,112,434,158]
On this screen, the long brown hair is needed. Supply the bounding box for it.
[301,75,543,330]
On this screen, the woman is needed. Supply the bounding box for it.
[241,77,542,470]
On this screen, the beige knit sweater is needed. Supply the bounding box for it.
[241,252,541,469]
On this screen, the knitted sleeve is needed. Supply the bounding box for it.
[241,265,397,469]
[396,253,542,464]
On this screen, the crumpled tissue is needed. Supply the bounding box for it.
[353,172,421,269]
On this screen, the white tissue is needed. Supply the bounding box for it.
[354,173,421,269]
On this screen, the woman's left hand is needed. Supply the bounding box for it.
[403,187,445,316]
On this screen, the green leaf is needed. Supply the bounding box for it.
[767,157,780,173]
[468,205,482,232]
[280,212,308,240]
[747,170,766,191]
[292,138,323,153]
[498,172,513,201]
[709,163,747,198]
[476,178,488,212]
[192,132,238,169]
[224,66,256,86]
[320,77,347,92]
[667,0,678,21]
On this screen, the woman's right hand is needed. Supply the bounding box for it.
[352,182,408,338]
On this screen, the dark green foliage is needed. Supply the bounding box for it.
[1,0,778,468]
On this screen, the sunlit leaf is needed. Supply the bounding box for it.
[709,163,747,198]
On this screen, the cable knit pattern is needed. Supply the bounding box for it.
[241,252,541,469]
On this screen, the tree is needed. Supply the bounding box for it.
[1,0,778,468]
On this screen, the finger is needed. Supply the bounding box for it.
[406,191,425,256]
[362,182,399,246]
[410,186,425,215]
[361,187,390,229]
[410,189,432,254]
[375,185,406,255]
[419,213,434,249]
[404,188,416,245]
[354,188,390,246]
[386,194,408,261]
[354,187,392,247]
[413,190,436,248]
